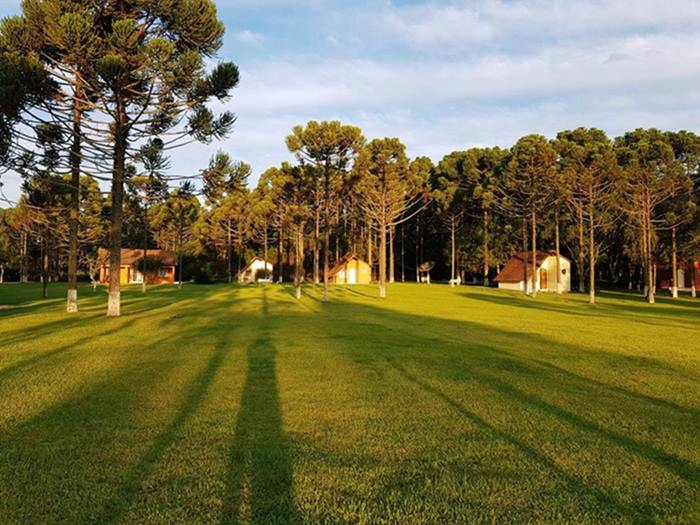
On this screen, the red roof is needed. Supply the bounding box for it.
[98,248,177,267]
[494,251,563,283]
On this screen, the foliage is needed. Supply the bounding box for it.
[136,255,167,275]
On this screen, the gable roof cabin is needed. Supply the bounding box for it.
[329,255,371,285]
[495,251,571,293]
[239,256,274,283]
[98,248,177,285]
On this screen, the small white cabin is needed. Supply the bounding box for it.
[239,257,274,284]
[495,251,571,293]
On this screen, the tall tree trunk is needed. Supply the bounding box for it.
[415,218,420,283]
[141,211,148,293]
[671,225,678,298]
[263,226,268,269]
[389,225,395,284]
[555,209,562,295]
[401,224,405,282]
[323,223,330,302]
[483,209,490,286]
[294,225,304,299]
[41,235,48,298]
[450,216,456,287]
[237,241,243,281]
[522,219,528,295]
[367,219,373,278]
[20,231,28,283]
[577,204,585,293]
[531,209,537,298]
[277,226,283,283]
[313,206,320,284]
[645,202,655,304]
[67,91,82,313]
[0,264,4,284]
[379,220,387,299]
[323,170,330,303]
[588,197,596,305]
[227,219,232,284]
[107,100,127,317]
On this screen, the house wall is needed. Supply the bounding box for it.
[100,265,131,284]
[497,256,571,293]
[541,256,571,293]
[100,265,175,285]
[240,260,274,283]
[332,259,371,284]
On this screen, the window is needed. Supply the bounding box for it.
[159,267,168,278]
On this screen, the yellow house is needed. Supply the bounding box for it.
[329,255,371,285]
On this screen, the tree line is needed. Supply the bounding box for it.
[2,118,699,309]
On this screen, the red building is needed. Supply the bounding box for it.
[98,248,177,285]
[657,260,700,291]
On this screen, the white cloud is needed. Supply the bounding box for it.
[233,30,266,45]
[230,32,700,114]
[357,0,700,51]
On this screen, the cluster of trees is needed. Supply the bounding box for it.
[0,0,238,316]
[247,124,698,305]
[4,119,698,309]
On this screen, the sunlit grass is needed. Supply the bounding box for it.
[0,282,698,524]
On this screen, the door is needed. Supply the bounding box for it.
[539,268,548,291]
[120,266,130,284]
[348,267,357,284]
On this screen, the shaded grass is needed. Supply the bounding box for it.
[0,282,699,524]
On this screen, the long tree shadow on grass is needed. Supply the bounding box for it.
[0,286,249,524]
[221,291,301,525]
[318,294,700,522]
[461,288,700,328]
[385,356,656,524]
[96,324,234,524]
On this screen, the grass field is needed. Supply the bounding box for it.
[0,282,699,525]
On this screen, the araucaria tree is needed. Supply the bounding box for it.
[130,139,169,293]
[267,163,312,299]
[433,151,469,287]
[615,129,687,304]
[554,128,618,304]
[286,121,364,302]
[151,182,200,288]
[464,147,507,286]
[665,131,700,298]
[355,138,430,298]
[96,1,238,316]
[2,0,239,317]
[501,135,557,298]
[201,152,251,282]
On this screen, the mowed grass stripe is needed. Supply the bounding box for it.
[0,283,698,524]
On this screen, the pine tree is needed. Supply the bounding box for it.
[355,139,430,299]
[286,121,364,302]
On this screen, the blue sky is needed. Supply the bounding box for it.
[2,0,700,203]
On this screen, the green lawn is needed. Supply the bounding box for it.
[0,282,699,524]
